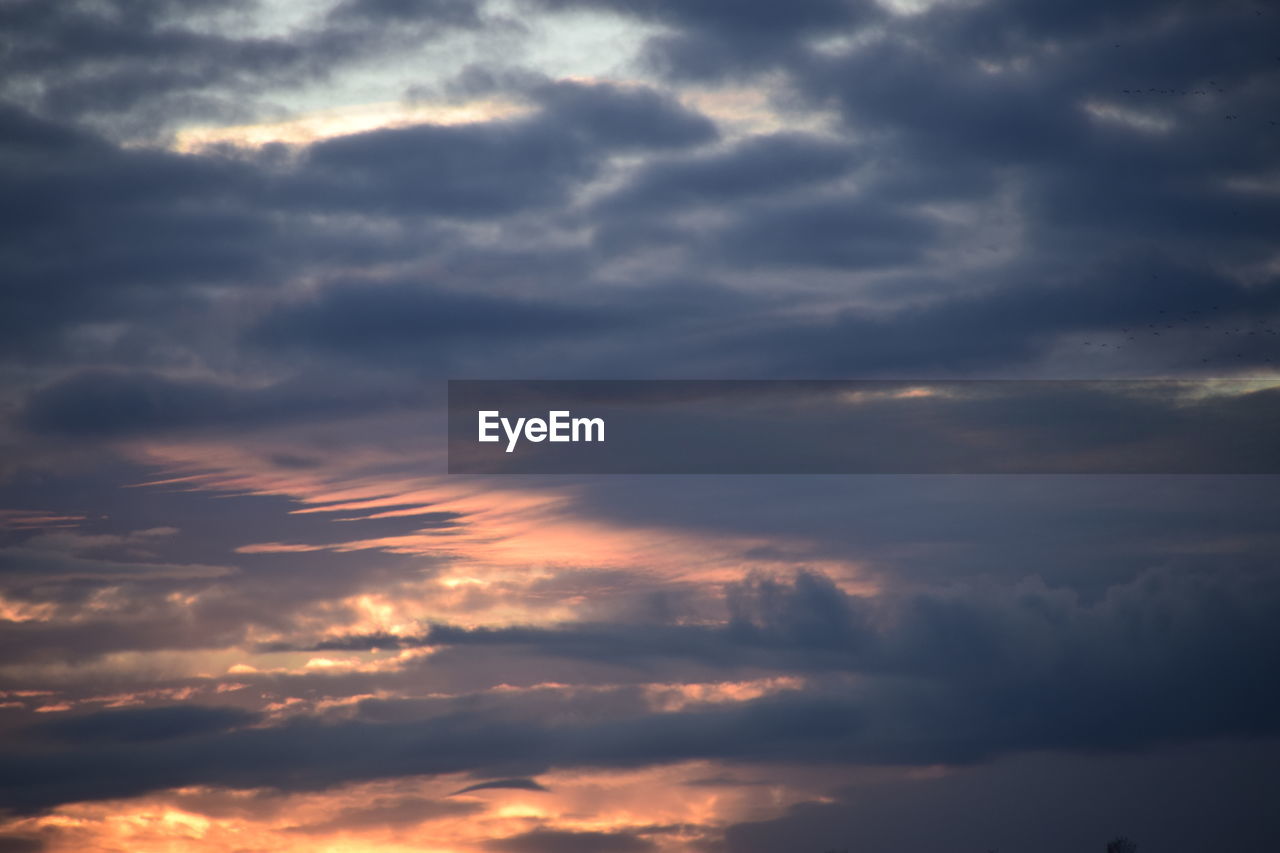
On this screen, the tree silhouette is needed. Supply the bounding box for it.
[1107,837,1137,853]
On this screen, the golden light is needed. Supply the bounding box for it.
[170,98,528,153]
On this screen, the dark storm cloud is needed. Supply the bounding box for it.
[792,0,1280,262]
[0,613,245,668]
[4,0,1277,382]
[591,132,860,217]
[0,546,233,583]
[561,475,1280,596]
[0,106,271,358]
[288,79,716,216]
[803,36,1090,167]
[291,119,591,217]
[719,740,1280,853]
[17,370,372,438]
[0,0,486,131]
[452,778,550,795]
[712,195,937,271]
[243,279,769,378]
[0,694,830,812]
[516,4,1280,371]
[29,705,261,745]
[0,81,719,371]
[566,562,1278,757]
[731,258,1280,373]
[0,0,302,118]
[527,79,719,150]
[713,0,1280,371]
[251,280,625,359]
[1,0,1277,382]
[798,26,1280,258]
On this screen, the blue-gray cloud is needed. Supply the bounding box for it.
[452,777,550,795]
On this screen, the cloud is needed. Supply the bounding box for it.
[20,372,282,439]
[719,739,1280,853]
[485,828,654,853]
[592,132,860,217]
[795,0,1280,265]
[0,0,486,134]
[451,778,550,795]
[8,563,1265,814]
[712,195,937,270]
[285,795,482,834]
[0,685,840,812]
[528,79,719,150]
[285,79,715,218]
[30,705,261,745]
[326,0,483,28]
[15,369,412,439]
[0,105,275,360]
[5,0,1280,385]
[727,261,1280,374]
[0,837,44,853]
[290,118,596,218]
[0,546,234,582]
[0,83,724,373]
[251,280,626,361]
[533,0,883,80]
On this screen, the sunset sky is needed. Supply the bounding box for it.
[2,0,1280,851]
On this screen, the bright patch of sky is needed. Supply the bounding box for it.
[167,0,666,148]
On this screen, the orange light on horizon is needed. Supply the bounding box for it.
[3,762,838,853]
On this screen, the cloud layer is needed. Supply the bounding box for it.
[1,0,1278,851]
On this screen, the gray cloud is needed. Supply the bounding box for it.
[719,739,1280,853]
[711,194,937,270]
[210,564,1280,784]
[0,0,486,133]
[286,796,482,834]
[452,778,550,795]
[18,371,354,438]
[532,0,883,80]
[0,837,44,853]
[29,705,261,745]
[251,280,628,361]
[485,828,654,853]
[591,132,860,218]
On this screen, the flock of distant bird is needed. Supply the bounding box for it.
[1086,27,1279,366]
[1111,3,1278,127]
[1081,305,1279,365]
[1114,79,1278,125]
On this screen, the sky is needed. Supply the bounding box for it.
[1,0,1279,851]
